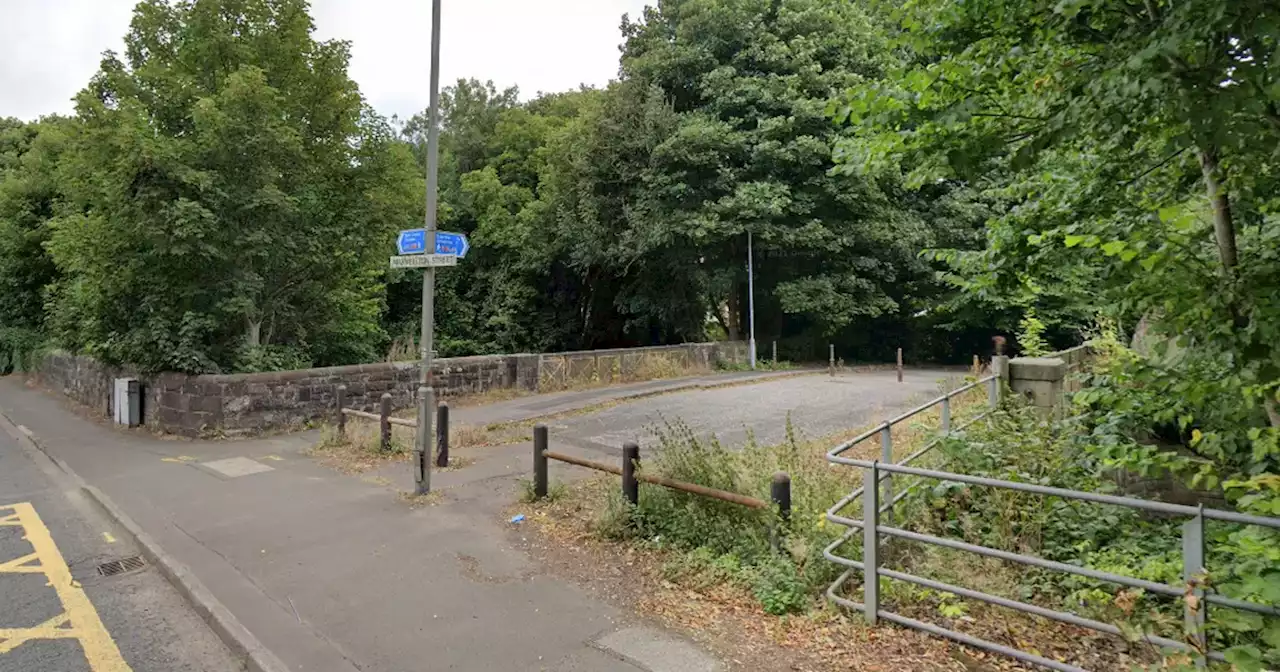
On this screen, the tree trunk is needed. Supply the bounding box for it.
[246,318,262,348]
[1198,147,1238,274]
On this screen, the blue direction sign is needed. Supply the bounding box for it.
[397,229,426,255]
[434,231,469,258]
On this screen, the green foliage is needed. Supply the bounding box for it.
[1016,308,1050,357]
[894,386,1279,667]
[592,419,865,614]
[32,0,420,373]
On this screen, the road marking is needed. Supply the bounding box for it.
[0,502,132,671]
[103,532,117,544]
[262,454,283,461]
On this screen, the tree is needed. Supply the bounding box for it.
[46,0,420,372]
[0,116,72,371]
[615,0,982,357]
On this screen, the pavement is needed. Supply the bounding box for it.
[0,367,960,672]
[0,414,239,672]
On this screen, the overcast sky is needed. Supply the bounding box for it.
[0,0,651,122]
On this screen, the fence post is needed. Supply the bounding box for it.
[940,395,951,434]
[622,442,641,506]
[880,423,893,527]
[1182,507,1207,664]
[896,348,903,383]
[991,355,1010,408]
[829,344,835,377]
[336,385,347,439]
[436,402,449,468]
[533,424,548,500]
[863,462,880,625]
[379,392,392,452]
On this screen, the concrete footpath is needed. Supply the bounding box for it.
[0,374,745,672]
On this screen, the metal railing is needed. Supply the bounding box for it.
[822,370,1280,671]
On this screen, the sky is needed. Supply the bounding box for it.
[0,0,651,122]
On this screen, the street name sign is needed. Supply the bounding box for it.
[390,254,458,269]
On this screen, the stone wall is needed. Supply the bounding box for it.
[36,342,744,437]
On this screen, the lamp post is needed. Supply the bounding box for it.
[414,0,443,495]
[747,230,757,369]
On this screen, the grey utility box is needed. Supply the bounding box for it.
[113,378,141,427]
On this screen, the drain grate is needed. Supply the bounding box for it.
[96,556,145,577]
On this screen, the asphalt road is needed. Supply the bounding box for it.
[545,368,962,454]
[0,427,239,672]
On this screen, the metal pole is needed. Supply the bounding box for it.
[747,230,756,370]
[771,340,777,363]
[880,423,893,527]
[863,462,880,625]
[829,344,835,377]
[896,347,903,383]
[1182,507,1207,664]
[415,0,443,496]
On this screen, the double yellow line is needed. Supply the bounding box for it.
[0,502,132,671]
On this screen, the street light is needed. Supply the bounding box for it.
[747,230,756,369]
[414,0,444,495]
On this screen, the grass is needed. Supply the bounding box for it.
[516,378,1176,669]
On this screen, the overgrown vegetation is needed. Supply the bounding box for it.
[1,0,1005,376]
[561,381,986,614]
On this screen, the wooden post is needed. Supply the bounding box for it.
[771,472,791,522]
[622,442,640,506]
[533,425,548,499]
[379,392,392,452]
[336,385,347,439]
[436,402,449,468]
[972,354,980,376]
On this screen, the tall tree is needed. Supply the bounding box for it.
[47,0,419,372]
[616,0,975,355]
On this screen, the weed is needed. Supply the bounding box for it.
[519,478,568,504]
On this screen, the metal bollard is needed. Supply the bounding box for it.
[533,425,548,499]
[772,340,778,363]
[829,344,835,377]
[379,392,392,452]
[897,347,903,383]
[336,385,347,439]
[622,442,640,506]
[436,402,449,468]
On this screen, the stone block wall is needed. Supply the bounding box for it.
[36,342,745,437]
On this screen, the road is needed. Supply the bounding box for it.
[0,425,239,672]
[543,368,961,454]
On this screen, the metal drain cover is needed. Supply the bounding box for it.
[96,556,145,577]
